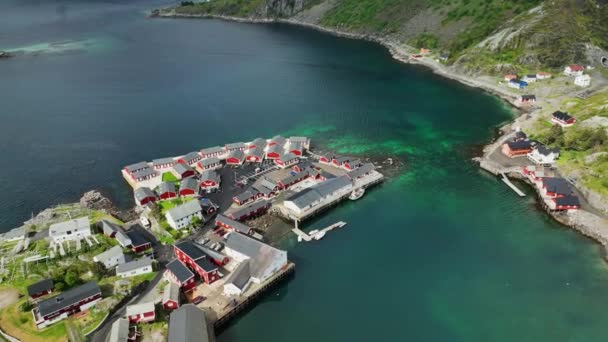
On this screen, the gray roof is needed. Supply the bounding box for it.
[94,246,124,264]
[166,259,194,283]
[216,215,252,234]
[173,163,194,175]
[163,281,180,304]
[535,145,560,156]
[200,170,220,183]
[168,304,210,342]
[226,142,245,150]
[179,177,199,192]
[234,190,255,202]
[543,177,572,195]
[183,151,201,163]
[126,230,150,247]
[289,136,308,143]
[38,281,100,317]
[224,259,251,291]
[250,138,266,148]
[267,144,283,154]
[166,200,202,222]
[194,243,228,263]
[174,241,206,260]
[333,155,350,163]
[131,167,156,180]
[27,279,53,297]
[286,176,352,209]
[270,136,286,145]
[347,163,375,179]
[49,217,90,237]
[195,258,217,272]
[100,220,121,235]
[115,230,132,247]
[225,233,286,279]
[108,318,130,342]
[134,187,156,202]
[125,161,149,173]
[278,152,297,162]
[260,178,277,190]
[252,183,273,196]
[229,200,270,220]
[116,257,153,274]
[201,146,223,155]
[152,157,175,166]
[200,157,220,167]
[157,182,176,195]
[248,146,264,158]
[227,149,245,160]
[289,142,302,151]
[348,159,362,166]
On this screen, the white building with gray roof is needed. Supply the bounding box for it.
[223,259,252,296]
[116,257,153,278]
[165,200,203,230]
[225,233,287,284]
[93,246,126,269]
[283,176,353,218]
[48,217,91,243]
[108,318,131,342]
[168,304,212,342]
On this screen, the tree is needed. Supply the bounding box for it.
[64,271,79,288]
[546,124,564,146]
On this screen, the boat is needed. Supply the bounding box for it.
[313,231,326,240]
[308,229,319,235]
[349,188,365,200]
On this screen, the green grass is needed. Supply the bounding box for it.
[174,0,267,17]
[161,172,178,183]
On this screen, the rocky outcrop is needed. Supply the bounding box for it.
[80,190,137,222]
[257,0,312,17]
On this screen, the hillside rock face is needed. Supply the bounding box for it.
[257,0,312,17]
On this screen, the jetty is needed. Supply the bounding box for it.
[292,221,347,242]
[500,172,526,197]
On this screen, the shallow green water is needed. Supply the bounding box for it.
[1,1,608,341]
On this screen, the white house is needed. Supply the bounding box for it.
[93,246,126,269]
[224,233,287,284]
[283,176,353,217]
[528,145,560,165]
[49,217,91,243]
[564,64,584,76]
[165,200,203,230]
[116,257,153,278]
[574,74,591,87]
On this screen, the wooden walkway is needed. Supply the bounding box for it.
[500,172,526,197]
[291,221,347,242]
[291,228,312,242]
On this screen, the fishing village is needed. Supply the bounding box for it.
[0,135,384,342]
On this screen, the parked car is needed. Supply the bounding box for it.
[192,296,205,305]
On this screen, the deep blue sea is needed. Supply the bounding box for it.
[2,1,608,341]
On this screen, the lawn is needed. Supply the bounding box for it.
[161,172,178,183]
[0,298,67,342]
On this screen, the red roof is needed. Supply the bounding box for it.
[569,64,584,71]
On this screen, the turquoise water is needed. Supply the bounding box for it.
[1,1,608,341]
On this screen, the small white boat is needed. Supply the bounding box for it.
[313,231,326,240]
[349,188,365,200]
[297,235,302,242]
[309,229,319,235]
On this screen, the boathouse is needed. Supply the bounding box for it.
[266,144,283,160]
[248,138,266,150]
[165,259,196,291]
[283,176,353,217]
[165,200,203,230]
[179,177,199,197]
[319,153,334,164]
[130,167,158,182]
[268,135,286,147]
[518,94,536,103]
[33,281,102,329]
[27,279,54,300]
[152,157,175,170]
[343,159,362,171]
[124,162,149,175]
[288,142,303,156]
[199,170,221,192]
[226,149,245,165]
[502,140,534,157]
[216,215,253,235]
[201,146,225,159]
[157,182,177,200]
[197,156,222,171]
[134,187,157,206]
[162,281,181,310]
[225,142,246,152]
[227,200,271,221]
[233,190,256,206]
[275,152,298,168]
[246,146,265,163]
[347,163,375,180]
[224,232,287,283]
[126,302,155,324]
[177,152,202,165]
[541,177,573,198]
[174,241,219,284]
[173,163,196,179]
[252,182,275,199]
[332,155,351,167]
[289,136,310,149]
[116,257,153,278]
[564,64,584,76]
[551,111,576,127]
[553,195,580,210]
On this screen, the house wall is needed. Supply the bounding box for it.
[118,265,153,278]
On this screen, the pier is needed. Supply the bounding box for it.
[291,221,347,242]
[500,172,526,197]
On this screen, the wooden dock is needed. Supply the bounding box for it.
[291,221,347,241]
[291,227,312,242]
[500,172,526,197]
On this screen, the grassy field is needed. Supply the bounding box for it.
[0,298,68,342]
